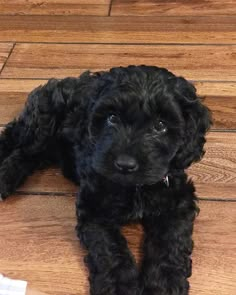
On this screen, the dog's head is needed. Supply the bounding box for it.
[81,66,211,186]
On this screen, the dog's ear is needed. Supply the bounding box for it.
[171,77,212,169]
[60,72,110,142]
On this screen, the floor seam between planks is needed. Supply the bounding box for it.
[0,42,15,75]
[1,78,236,84]
[16,191,76,197]
[14,191,236,202]
[108,0,113,16]
[7,192,236,202]
[0,77,236,84]
[1,41,236,46]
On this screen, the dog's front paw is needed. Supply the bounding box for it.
[141,273,189,295]
[88,262,140,295]
[0,191,10,201]
[113,262,140,295]
[0,179,13,201]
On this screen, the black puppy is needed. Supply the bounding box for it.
[0,66,211,295]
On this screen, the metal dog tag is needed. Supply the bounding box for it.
[163,175,169,187]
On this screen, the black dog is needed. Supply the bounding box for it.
[0,66,211,295]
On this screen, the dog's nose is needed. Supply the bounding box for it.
[114,154,138,173]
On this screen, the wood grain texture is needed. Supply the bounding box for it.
[204,96,236,129]
[0,195,87,295]
[0,15,235,44]
[189,132,236,200]
[0,3,235,295]
[111,0,236,16]
[0,80,235,129]
[195,82,236,97]
[1,43,236,81]
[1,132,231,201]
[0,196,235,295]
[0,0,110,16]
[190,201,236,295]
[0,43,13,73]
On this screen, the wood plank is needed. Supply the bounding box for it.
[0,43,13,73]
[18,167,78,195]
[10,132,236,201]
[0,80,235,129]
[190,201,236,295]
[111,0,236,16]
[0,92,26,123]
[189,132,236,200]
[204,96,236,129]
[0,195,87,295]
[0,15,235,44]
[0,196,235,294]
[195,81,236,97]
[0,0,110,16]
[1,43,236,81]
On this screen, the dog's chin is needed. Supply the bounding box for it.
[108,173,140,186]
[96,169,166,187]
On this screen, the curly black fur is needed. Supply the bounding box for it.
[0,66,211,295]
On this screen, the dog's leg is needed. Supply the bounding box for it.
[0,79,74,199]
[76,184,140,295]
[0,148,47,199]
[140,200,197,295]
[77,222,139,295]
[0,121,20,164]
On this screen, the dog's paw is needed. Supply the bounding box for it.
[0,191,10,201]
[114,262,140,295]
[141,273,189,295]
[0,179,12,201]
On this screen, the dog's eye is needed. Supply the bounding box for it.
[107,114,119,126]
[155,121,167,133]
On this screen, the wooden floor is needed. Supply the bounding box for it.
[0,1,235,294]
